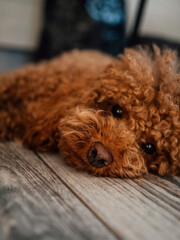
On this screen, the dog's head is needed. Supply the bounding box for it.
[59,46,180,178]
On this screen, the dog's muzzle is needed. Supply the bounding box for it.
[87,142,113,168]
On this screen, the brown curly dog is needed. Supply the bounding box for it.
[0,45,180,178]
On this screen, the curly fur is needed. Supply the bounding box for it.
[0,46,180,178]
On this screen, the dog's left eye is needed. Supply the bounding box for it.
[111,104,123,118]
[141,143,156,155]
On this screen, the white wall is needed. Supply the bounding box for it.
[0,0,44,50]
[126,0,180,42]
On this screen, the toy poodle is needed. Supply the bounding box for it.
[0,45,179,178]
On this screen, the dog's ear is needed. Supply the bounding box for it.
[153,45,180,107]
[117,46,155,86]
[118,45,180,104]
[23,109,60,151]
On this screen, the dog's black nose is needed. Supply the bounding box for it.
[87,142,113,168]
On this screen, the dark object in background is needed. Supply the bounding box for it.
[35,0,125,60]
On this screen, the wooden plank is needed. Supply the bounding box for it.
[0,142,117,240]
[39,152,180,240]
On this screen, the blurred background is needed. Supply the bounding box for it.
[0,0,180,73]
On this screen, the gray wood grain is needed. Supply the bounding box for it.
[0,142,117,240]
[39,152,180,240]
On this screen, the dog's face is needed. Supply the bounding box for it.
[59,47,180,178]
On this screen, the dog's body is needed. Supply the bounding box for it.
[0,46,180,177]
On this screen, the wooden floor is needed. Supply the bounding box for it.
[0,142,180,240]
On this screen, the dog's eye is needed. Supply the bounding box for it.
[111,104,123,118]
[141,143,156,155]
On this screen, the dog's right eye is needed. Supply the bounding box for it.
[141,143,156,155]
[111,104,123,118]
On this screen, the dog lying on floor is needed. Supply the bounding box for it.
[0,45,179,178]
